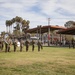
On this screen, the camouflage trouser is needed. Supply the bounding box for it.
[14,46,16,52]
[20,46,22,52]
[1,44,4,50]
[26,45,29,52]
[38,46,40,52]
[32,45,34,51]
[8,46,10,52]
[0,45,2,50]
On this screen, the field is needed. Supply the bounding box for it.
[0,46,75,75]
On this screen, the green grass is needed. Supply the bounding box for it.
[0,46,75,75]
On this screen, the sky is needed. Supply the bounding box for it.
[0,0,75,33]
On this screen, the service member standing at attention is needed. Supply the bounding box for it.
[20,39,24,52]
[31,40,35,52]
[1,38,4,50]
[7,38,11,52]
[0,40,2,51]
[41,41,43,50]
[5,38,8,52]
[25,40,29,52]
[37,41,41,52]
[13,39,17,52]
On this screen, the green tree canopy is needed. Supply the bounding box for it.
[64,21,75,28]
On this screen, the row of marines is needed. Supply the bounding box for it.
[0,38,43,52]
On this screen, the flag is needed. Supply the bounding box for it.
[48,34,50,40]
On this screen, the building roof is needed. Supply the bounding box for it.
[57,27,75,35]
[25,25,66,34]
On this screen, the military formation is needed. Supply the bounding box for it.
[0,37,43,52]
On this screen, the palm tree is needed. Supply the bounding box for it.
[11,18,15,33]
[6,20,9,33]
[11,18,15,23]
[22,20,30,40]
[22,20,30,32]
[22,20,26,32]
[5,16,30,39]
[15,16,23,32]
[26,20,30,29]
[6,20,12,33]
[8,20,12,33]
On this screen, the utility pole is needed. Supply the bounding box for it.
[48,18,50,46]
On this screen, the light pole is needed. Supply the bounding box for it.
[48,18,50,46]
[37,25,39,42]
[39,25,42,41]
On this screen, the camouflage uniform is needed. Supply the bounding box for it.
[31,40,35,51]
[68,41,71,48]
[20,40,23,52]
[41,41,43,49]
[25,40,29,52]
[71,39,75,48]
[7,39,11,52]
[5,39,8,52]
[0,41,2,50]
[13,40,17,52]
[1,41,4,50]
[37,41,41,52]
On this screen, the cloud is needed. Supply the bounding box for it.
[40,0,58,16]
[58,0,75,14]
[0,0,75,33]
[39,0,75,26]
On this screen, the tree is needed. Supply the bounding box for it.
[1,31,6,38]
[5,16,30,39]
[16,24,20,30]
[15,16,23,32]
[64,21,75,28]
[22,20,30,32]
[5,20,12,33]
[22,20,26,26]
[11,18,15,23]
[26,20,30,29]
[6,20,9,33]
[13,29,20,37]
[8,20,12,33]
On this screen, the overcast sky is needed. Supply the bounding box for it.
[0,0,75,33]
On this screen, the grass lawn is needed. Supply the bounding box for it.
[0,46,75,75]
